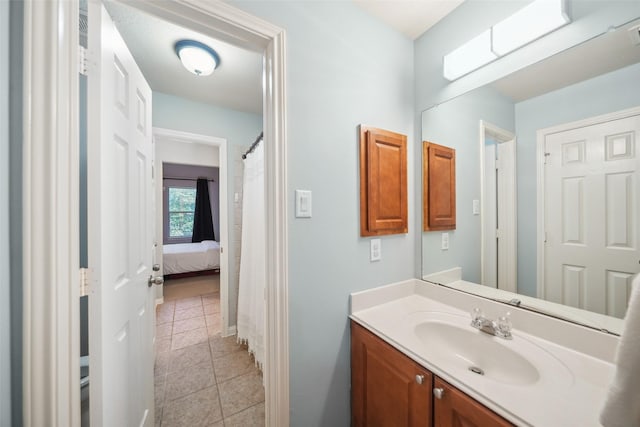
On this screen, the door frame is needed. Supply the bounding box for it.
[152,127,233,337]
[536,105,640,299]
[22,1,289,426]
[479,120,517,292]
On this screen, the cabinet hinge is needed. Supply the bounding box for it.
[80,268,90,296]
[79,45,88,76]
[543,152,551,164]
[495,229,501,239]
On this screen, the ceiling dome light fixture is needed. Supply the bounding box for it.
[175,40,220,76]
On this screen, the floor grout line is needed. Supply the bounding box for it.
[155,276,264,427]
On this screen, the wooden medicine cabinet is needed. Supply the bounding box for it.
[359,125,408,236]
[423,142,456,231]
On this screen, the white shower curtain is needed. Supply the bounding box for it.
[237,141,266,369]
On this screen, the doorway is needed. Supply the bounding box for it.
[479,121,517,293]
[22,1,288,425]
[153,129,232,335]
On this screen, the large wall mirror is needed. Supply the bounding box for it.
[421,17,640,335]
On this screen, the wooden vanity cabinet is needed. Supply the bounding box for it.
[351,321,514,427]
[433,377,514,427]
[351,322,432,427]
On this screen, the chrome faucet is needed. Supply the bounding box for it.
[470,308,512,339]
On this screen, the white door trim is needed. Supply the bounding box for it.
[536,105,640,299]
[24,1,289,426]
[152,127,232,337]
[479,120,517,292]
[21,0,81,425]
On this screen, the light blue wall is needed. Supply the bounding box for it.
[8,0,23,424]
[227,2,415,425]
[421,86,515,282]
[515,62,640,297]
[0,0,11,424]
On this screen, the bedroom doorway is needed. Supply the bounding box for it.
[153,128,232,336]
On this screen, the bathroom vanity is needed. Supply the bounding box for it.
[350,279,618,427]
[352,321,513,427]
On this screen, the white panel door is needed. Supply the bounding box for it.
[87,2,155,426]
[544,114,640,318]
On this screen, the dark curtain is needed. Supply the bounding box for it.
[192,178,215,242]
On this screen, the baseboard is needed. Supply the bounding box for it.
[155,297,164,306]
[222,325,237,338]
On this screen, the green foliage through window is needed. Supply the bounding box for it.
[168,187,196,238]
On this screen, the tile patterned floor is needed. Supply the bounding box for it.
[155,276,265,427]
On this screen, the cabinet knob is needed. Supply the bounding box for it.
[433,387,445,399]
[415,374,425,385]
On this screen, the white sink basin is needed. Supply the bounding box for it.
[404,311,574,390]
[414,320,539,385]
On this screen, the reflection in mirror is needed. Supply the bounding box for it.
[421,18,640,335]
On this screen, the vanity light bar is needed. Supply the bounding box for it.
[492,0,570,56]
[443,30,497,81]
[443,0,570,81]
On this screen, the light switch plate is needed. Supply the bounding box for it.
[295,190,312,218]
[370,239,381,261]
[441,233,449,250]
[473,199,480,215]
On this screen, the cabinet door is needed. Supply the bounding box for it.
[433,377,514,427]
[423,142,456,231]
[351,321,432,427]
[359,126,408,236]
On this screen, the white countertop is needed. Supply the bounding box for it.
[423,267,624,335]
[350,279,617,427]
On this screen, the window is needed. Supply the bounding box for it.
[168,187,197,238]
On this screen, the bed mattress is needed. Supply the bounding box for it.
[163,240,220,275]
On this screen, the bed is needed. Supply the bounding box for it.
[163,240,221,277]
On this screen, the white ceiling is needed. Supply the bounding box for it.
[103,1,464,115]
[104,2,264,115]
[353,0,465,40]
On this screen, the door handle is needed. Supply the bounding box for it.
[433,387,444,399]
[148,275,164,287]
[415,374,425,385]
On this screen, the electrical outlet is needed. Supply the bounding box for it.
[370,239,381,261]
[441,233,449,250]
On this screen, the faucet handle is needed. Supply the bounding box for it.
[470,307,484,327]
[496,312,512,339]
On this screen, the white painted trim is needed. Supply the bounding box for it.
[479,121,517,292]
[153,127,232,337]
[153,127,227,147]
[536,105,640,299]
[536,135,546,299]
[22,0,81,425]
[26,1,288,426]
